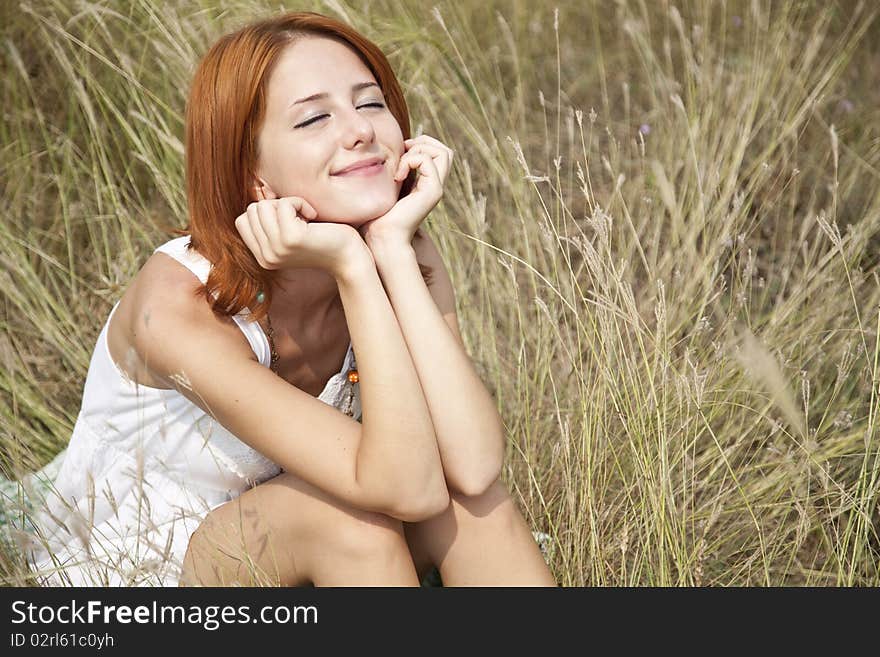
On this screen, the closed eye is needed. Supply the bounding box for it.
[295,102,386,129]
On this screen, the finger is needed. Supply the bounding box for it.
[236,212,264,266]
[247,202,274,266]
[394,152,414,181]
[405,135,454,160]
[400,146,446,184]
[397,145,435,171]
[418,150,441,184]
[286,196,318,220]
[258,199,283,248]
[406,143,449,181]
[404,142,447,165]
[396,156,424,182]
[405,151,441,193]
[405,135,443,148]
[276,197,302,246]
[394,150,421,181]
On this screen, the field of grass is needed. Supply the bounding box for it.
[1,0,879,586]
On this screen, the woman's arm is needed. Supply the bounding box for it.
[335,253,451,514]
[368,231,505,497]
[134,246,448,523]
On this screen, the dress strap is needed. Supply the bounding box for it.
[153,236,211,285]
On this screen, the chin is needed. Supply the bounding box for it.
[321,198,398,224]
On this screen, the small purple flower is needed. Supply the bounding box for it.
[639,123,651,136]
[732,15,742,28]
[838,99,854,114]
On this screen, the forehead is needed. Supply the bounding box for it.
[266,36,377,102]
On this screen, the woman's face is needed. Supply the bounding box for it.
[253,36,405,225]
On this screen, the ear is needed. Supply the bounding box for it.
[250,177,279,202]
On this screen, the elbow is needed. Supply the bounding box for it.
[388,488,450,522]
[450,465,502,498]
[448,440,505,498]
[415,490,452,521]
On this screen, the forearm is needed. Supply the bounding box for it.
[334,255,448,517]
[370,240,505,495]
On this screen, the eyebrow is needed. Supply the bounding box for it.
[288,82,381,109]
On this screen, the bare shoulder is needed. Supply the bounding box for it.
[107,250,255,390]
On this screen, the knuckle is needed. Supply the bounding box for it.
[282,224,304,246]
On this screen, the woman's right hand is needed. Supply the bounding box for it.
[234,197,370,275]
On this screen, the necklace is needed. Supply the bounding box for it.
[263,309,358,418]
[264,311,280,372]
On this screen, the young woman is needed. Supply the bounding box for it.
[27,11,555,587]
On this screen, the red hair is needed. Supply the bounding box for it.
[173,11,418,322]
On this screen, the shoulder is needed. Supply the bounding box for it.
[138,249,208,302]
[125,252,257,386]
[128,251,207,326]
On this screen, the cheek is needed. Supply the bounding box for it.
[378,120,404,153]
[267,147,325,193]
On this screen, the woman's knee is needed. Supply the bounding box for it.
[447,477,524,536]
[180,491,296,586]
[182,474,415,582]
[180,523,226,586]
[184,505,246,559]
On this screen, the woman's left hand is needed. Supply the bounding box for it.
[358,135,454,249]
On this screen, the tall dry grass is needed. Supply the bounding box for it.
[1,0,879,585]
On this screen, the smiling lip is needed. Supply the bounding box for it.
[332,157,385,176]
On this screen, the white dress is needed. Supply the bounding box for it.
[24,235,361,586]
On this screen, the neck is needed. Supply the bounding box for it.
[269,266,342,326]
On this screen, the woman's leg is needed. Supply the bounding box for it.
[403,477,556,586]
[180,470,421,587]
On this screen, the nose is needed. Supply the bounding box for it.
[339,105,376,149]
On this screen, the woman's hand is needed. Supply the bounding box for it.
[358,135,454,250]
[235,196,370,276]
